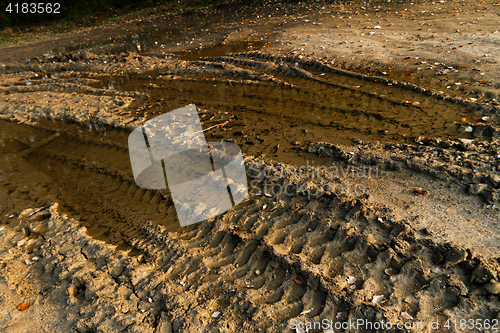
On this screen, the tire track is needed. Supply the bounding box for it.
[7,122,495,331]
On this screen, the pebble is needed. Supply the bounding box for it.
[25,257,39,265]
[459,138,474,144]
[212,311,221,319]
[372,295,386,304]
[431,266,442,274]
[401,311,413,320]
[300,308,313,315]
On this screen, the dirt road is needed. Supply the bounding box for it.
[1,0,500,332]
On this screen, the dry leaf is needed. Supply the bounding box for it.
[17,302,30,311]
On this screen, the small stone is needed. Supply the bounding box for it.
[431,266,442,274]
[459,138,474,144]
[372,295,386,304]
[401,311,413,320]
[300,308,313,315]
[212,311,221,319]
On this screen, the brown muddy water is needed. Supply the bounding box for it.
[0,118,188,251]
[1,40,498,250]
[89,52,493,151]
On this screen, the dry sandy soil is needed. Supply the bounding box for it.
[1,0,500,332]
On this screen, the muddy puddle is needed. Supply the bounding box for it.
[0,116,325,251]
[0,118,201,252]
[66,34,263,60]
[85,52,495,151]
[168,41,264,61]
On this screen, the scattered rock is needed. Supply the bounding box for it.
[372,295,386,305]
